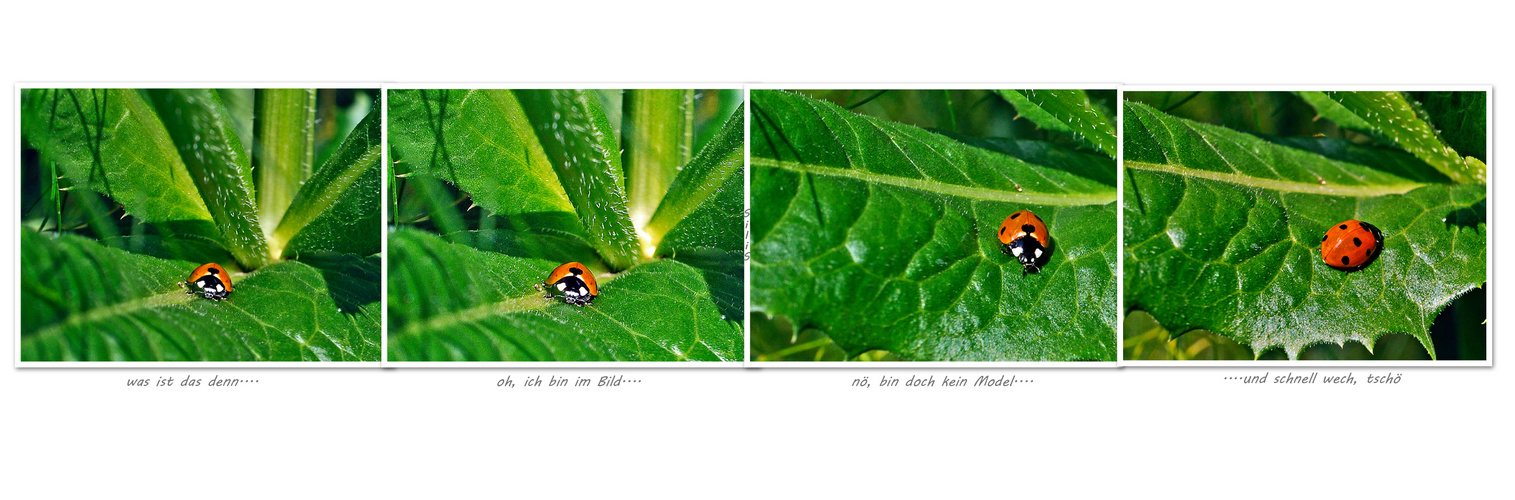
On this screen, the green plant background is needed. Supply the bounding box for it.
[750,89,1119,361]
[1123,91,1486,361]
[387,89,744,362]
[20,88,382,361]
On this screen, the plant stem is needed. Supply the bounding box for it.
[622,89,690,232]
[254,89,317,238]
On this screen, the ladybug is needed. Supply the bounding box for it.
[1321,220,1384,271]
[998,210,1051,275]
[538,262,598,306]
[185,263,232,301]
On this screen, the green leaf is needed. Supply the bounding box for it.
[751,90,1117,361]
[622,89,692,229]
[21,230,378,361]
[1297,91,1484,184]
[253,88,316,234]
[1123,100,1486,359]
[146,89,272,269]
[388,230,740,362]
[388,90,575,216]
[20,89,214,224]
[516,89,643,270]
[274,107,382,258]
[996,90,1117,157]
[387,89,587,257]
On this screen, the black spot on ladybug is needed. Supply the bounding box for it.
[570,267,583,275]
[1341,256,1350,266]
[1011,212,1021,219]
[999,227,1005,235]
[1366,248,1373,256]
[1322,235,1328,242]
[208,268,220,275]
[1353,237,1362,247]
[1339,224,1348,230]
[1022,224,1035,233]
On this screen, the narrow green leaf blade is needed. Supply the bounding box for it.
[254,88,316,235]
[21,230,379,361]
[516,89,643,270]
[1297,91,1484,184]
[1123,100,1486,359]
[274,107,382,257]
[146,89,272,268]
[20,89,214,224]
[388,230,740,361]
[647,103,744,251]
[751,90,1117,361]
[996,89,1117,157]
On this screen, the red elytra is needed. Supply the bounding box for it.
[998,210,1051,274]
[542,262,598,306]
[1321,220,1384,271]
[186,262,232,301]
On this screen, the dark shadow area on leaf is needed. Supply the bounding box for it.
[668,248,743,322]
[440,212,598,263]
[99,220,231,266]
[296,252,380,316]
[933,131,1117,186]
[1444,198,1486,234]
[1262,135,1452,184]
[1127,91,1342,139]
[751,95,805,163]
[798,89,1036,142]
[418,89,459,186]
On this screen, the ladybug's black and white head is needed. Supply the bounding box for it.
[1003,236,1047,275]
[192,269,229,301]
[553,274,595,306]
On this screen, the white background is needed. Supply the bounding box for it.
[2,1,1511,498]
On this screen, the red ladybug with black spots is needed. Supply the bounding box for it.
[538,262,599,306]
[1321,219,1384,271]
[185,263,232,301]
[999,210,1051,275]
